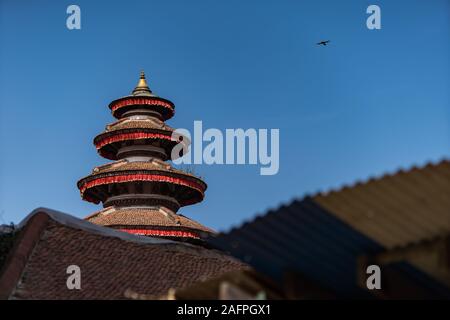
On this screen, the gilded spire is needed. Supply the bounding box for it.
[132,70,154,96]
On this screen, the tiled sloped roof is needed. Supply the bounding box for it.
[86,206,214,234]
[314,160,450,249]
[105,117,175,132]
[92,158,172,173]
[89,159,202,181]
[77,159,206,206]
[0,209,246,299]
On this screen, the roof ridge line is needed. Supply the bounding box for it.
[314,157,450,198]
[19,207,183,246]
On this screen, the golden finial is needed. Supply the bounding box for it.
[132,70,153,96]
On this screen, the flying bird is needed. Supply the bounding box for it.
[317,40,330,46]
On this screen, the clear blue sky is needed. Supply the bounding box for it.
[0,0,449,230]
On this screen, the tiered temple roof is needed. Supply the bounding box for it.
[77,72,210,243]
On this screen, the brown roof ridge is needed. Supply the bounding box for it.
[158,206,179,224]
[17,208,226,256]
[83,206,116,220]
[105,117,128,130]
[92,159,128,173]
[177,213,217,233]
[18,208,176,246]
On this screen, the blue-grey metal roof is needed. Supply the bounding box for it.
[208,197,450,298]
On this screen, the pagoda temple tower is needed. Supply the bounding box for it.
[77,72,213,243]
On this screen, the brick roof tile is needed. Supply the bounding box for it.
[86,206,214,234]
[0,210,246,299]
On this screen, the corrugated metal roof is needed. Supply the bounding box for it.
[209,160,450,298]
[209,198,383,297]
[314,160,450,249]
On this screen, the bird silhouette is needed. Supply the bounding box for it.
[317,40,330,46]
